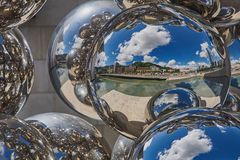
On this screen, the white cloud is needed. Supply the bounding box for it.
[143,55,157,63]
[231,59,240,64]
[144,137,153,151]
[201,42,209,50]
[117,54,133,65]
[158,129,212,160]
[72,36,84,50]
[187,61,197,67]
[154,93,179,106]
[95,52,108,67]
[158,61,167,67]
[116,25,171,64]
[63,24,70,35]
[199,51,208,58]
[167,59,176,67]
[105,32,113,45]
[56,41,65,55]
[198,62,210,67]
[197,42,220,59]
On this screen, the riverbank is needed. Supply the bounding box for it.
[100,74,167,80]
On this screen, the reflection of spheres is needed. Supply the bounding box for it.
[211,1,240,27]
[115,0,220,19]
[146,88,200,122]
[221,91,240,114]
[210,1,240,45]
[48,0,121,118]
[111,135,134,160]
[0,0,47,31]
[87,4,230,138]
[0,114,54,160]
[0,28,34,115]
[26,113,110,160]
[129,108,240,160]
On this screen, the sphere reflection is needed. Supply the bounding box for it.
[87,4,230,138]
[115,0,220,19]
[111,135,134,160]
[0,114,54,160]
[0,28,34,115]
[26,113,110,160]
[221,91,240,114]
[48,0,121,119]
[146,88,200,122]
[0,0,47,31]
[129,108,240,160]
[211,0,240,27]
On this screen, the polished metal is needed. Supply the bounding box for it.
[129,108,240,160]
[87,3,230,138]
[48,0,121,119]
[211,0,240,27]
[115,0,221,19]
[221,91,240,114]
[210,1,240,45]
[0,114,54,160]
[146,88,200,123]
[0,28,34,115]
[0,0,47,31]
[26,113,110,160]
[111,135,134,160]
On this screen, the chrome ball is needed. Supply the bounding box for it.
[87,3,230,138]
[0,28,34,115]
[115,0,220,19]
[111,135,134,160]
[146,87,200,122]
[26,113,110,160]
[129,108,240,160]
[0,0,47,31]
[48,0,121,119]
[0,114,54,160]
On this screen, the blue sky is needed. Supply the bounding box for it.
[228,39,240,63]
[56,19,240,69]
[139,126,240,160]
[98,22,222,69]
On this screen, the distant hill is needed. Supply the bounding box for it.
[132,62,173,70]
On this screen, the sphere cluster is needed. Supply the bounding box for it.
[0,0,239,160]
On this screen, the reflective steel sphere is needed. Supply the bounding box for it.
[146,88,200,122]
[111,135,134,160]
[0,0,47,31]
[115,0,220,19]
[48,0,121,119]
[26,113,110,160]
[0,28,34,115]
[87,3,230,138]
[0,114,54,160]
[129,108,240,160]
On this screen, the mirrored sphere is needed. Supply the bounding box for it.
[0,0,47,31]
[87,4,230,138]
[0,114,54,160]
[0,28,34,115]
[26,113,110,160]
[146,87,200,123]
[111,135,134,160]
[129,108,240,160]
[115,0,220,19]
[48,0,121,119]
